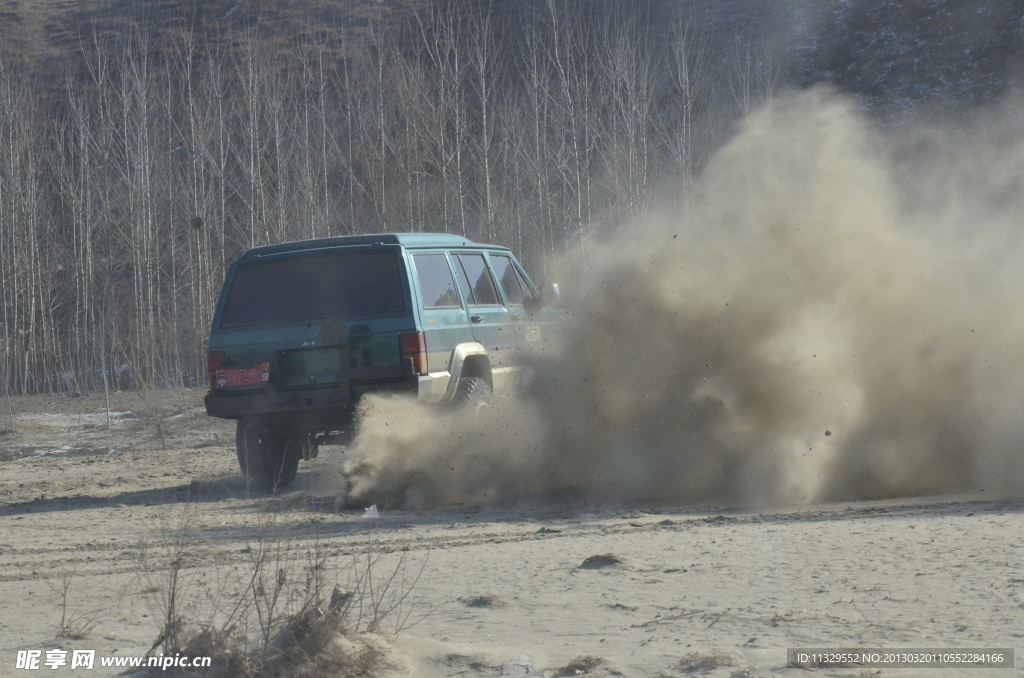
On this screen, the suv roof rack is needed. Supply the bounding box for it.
[241,233,486,259]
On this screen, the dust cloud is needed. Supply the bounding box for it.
[343,87,1024,509]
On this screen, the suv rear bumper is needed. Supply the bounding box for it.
[205,375,418,418]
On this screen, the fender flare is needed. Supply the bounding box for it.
[442,342,491,401]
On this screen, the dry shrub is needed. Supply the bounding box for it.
[138,509,421,677]
[49,569,103,639]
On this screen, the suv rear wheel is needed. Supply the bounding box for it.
[236,416,300,491]
[452,376,492,407]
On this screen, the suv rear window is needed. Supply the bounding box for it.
[220,250,405,328]
[412,254,461,309]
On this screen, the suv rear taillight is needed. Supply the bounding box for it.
[398,332,427,375]
[206,351,225,385]
[207,351,225,371]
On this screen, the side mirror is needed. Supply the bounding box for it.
[524,283,559,312]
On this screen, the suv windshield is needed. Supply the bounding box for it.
[220,250,405,328]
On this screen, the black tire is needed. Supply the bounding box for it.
[452,376,492,407]
[236,417,300,491]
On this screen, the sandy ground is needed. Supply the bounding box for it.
[1,391,1022,678]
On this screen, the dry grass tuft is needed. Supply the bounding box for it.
[556,655,604,675]
[675,651,733,673]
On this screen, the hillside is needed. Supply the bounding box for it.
[2,0,1021,115]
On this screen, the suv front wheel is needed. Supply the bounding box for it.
[236,416,300,491]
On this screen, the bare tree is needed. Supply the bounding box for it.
[666,9,713,213]
[0,2,755,395]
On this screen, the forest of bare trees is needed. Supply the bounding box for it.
[0,1,781,395]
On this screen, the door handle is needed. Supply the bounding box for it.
[471,315,483,324]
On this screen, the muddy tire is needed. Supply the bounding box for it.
[236,417,300,491]
[452,376,492,407]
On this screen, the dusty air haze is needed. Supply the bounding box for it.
[344,88,1024,509]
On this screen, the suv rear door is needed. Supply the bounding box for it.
[450,251,514,368]
[408,251,474,375]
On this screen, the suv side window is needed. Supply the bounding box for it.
[453,253,500,306]
[488,254,527,306]
[412,253,461,309]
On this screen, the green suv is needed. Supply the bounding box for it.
[204,233,558,490]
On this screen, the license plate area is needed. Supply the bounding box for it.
[214,362,270,390]
[278,347,346,390]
